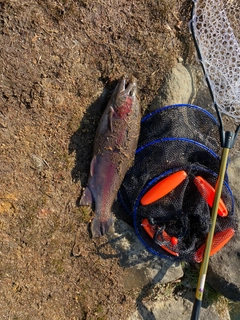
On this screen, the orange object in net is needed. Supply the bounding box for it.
[141,218,179,257]
[194,228,235,263]
[141,170,187,205]
[194,176,228,217]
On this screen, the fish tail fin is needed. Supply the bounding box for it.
[91,215,113,238]
[80,187,93,206]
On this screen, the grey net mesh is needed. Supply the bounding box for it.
[118,105,236,263]
[191,0,240,120]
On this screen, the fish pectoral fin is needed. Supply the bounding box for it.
[90,155,97,177]
[108,106,115,132]
[80,186,93,206]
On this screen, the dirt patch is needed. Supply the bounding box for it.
[0,0,193,319]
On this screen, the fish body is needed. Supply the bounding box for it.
[80,77,141,237]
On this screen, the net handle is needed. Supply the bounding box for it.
[191,146,229,320]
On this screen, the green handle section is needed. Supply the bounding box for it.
[191,298,202,320]
[191,147,230,319]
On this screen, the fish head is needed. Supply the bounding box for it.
[112,76,138,119]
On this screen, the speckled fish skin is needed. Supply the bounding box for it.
[80,76,141,238]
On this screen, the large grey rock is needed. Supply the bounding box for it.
[150,62,193,111]
[189,64,219,117]
[128,291,230,320]
[206,155,240,301]
[107,218,183,289]
[189,66,240,301]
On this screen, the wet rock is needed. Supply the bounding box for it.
[150,62,193,111]
[107,218,183,289]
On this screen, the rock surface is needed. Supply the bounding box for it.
[128,293,230,320]
[206,155,240,301]
[107,218,230,320]
[149,62,193,111]
[107,218,183,289]
[190,67,240,302]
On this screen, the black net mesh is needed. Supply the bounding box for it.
[118,104,237,263]
[138,104,221,155]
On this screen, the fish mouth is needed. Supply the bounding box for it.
[118,76,137,96]
[114,76,138,106]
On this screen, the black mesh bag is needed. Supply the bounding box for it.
[118,104,236,263]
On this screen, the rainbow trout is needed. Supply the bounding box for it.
[80,76,141,237]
